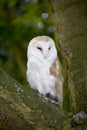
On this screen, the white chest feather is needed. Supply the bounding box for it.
[27,56,56,96]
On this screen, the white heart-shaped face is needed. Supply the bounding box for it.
[27,36,57,63]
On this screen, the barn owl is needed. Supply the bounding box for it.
[26,36,63,108]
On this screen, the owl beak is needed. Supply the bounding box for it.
[44,50,48,59]
[44,55,47,59]
[44,53,48,59]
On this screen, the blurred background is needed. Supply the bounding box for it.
[0,0,58,85]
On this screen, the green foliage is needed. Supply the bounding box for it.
[0,0,55,84]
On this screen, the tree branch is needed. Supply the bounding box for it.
[0,70,69,130]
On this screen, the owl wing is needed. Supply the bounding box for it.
[50,58,63,108]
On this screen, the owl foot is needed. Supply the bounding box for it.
[39,93,49,100]
[45,93,58,101]
[39,93,60,108]
[45,93,60,108]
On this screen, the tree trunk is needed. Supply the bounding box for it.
[49,0,87,112]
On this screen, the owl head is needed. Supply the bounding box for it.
[27,36,57,63]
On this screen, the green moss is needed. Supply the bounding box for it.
[0,70,69,130]
[62,124,70,130]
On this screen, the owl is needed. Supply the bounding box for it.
[26,36,63,108]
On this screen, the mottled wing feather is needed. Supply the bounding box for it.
[50,58,63,108]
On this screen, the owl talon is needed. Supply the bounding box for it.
[45,93,58,102]
[39,93,49,101]
[45,93,60,107]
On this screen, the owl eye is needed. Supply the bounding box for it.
[37,47,42,52]
[48,47,51,50]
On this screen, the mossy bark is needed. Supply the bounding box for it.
[49,0,87,112]
[0,70,70,130]
[0,70,87,129]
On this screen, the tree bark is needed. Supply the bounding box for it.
[49,0,87,112]
[0,70,87,129]
[0,70,69,130]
